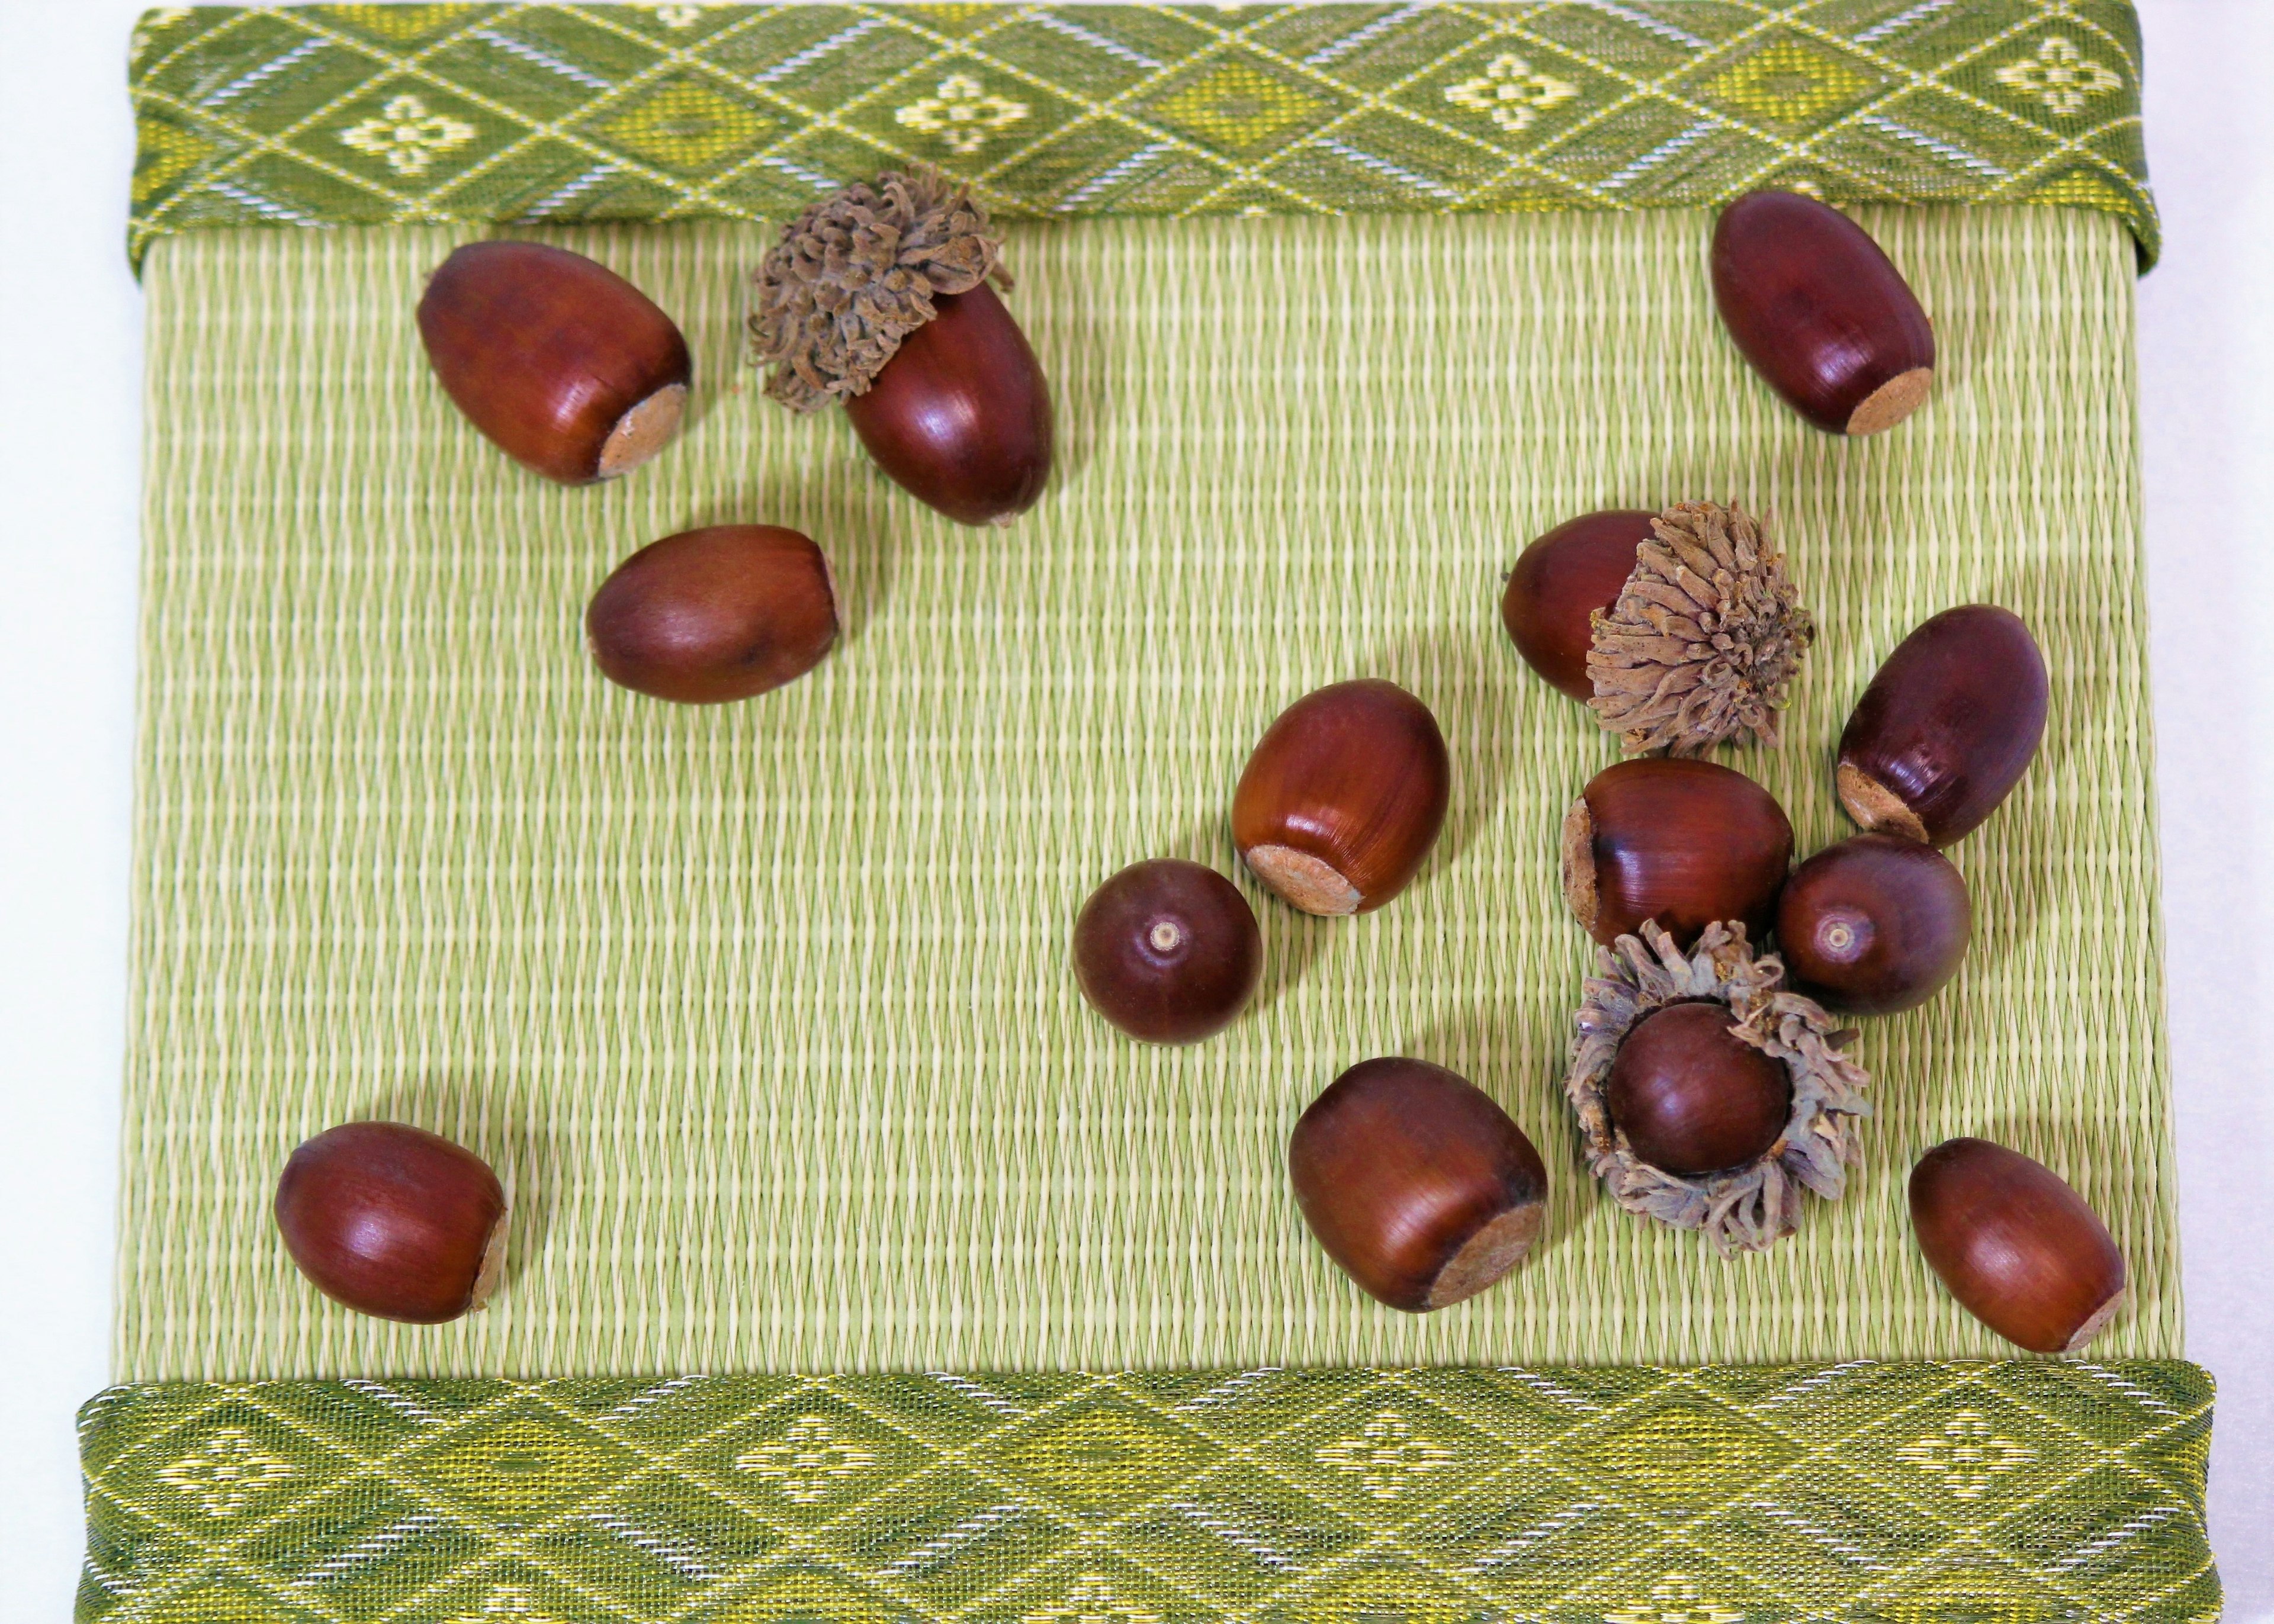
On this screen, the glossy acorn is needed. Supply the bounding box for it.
[1909,1137,2127,1352]
[1232,680,1450,916]
[1289,1057,1547,1313]
[1777,834,1972,1014]
[274,1122,508,1324]
[1562,757,1793,947]
[847,284,1053,527]
[1839,605,2049,847]
[1072,859,1262,1044]
[417,240,690,485]
[1711,190,1935,436]
[1605,1001,1792,1175]
[1501,509,1655,700]
[586,525,839,704]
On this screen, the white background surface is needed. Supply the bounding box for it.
[0,2,2265,1619]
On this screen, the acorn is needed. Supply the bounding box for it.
[1072,859,1262,1044]
[1711,189,1935,436]
[1232,679,1450,916]
[417,240,690,485]
[1605,1001,1791,1175]
[1909,1137,2127,1352]
[586,525,838,703]
[1777,834,1971,1014]
[1288,1057,1546,1312]
[1566,921,1870,1254]
[1562,757,1793,947]
[274,1122,508,1324]
[750,171,1051,527]
[1838,605,2049,847]
[1505,503,1814,755]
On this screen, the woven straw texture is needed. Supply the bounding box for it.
[119,203,2178,1385]
[80,1361,2217,1623]
[127,2,2158,269]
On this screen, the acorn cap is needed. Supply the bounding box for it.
[749,169,1004,412]
[1586,501,1814,756]
[1566,919,1871,1255]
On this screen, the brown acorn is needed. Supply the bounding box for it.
[1606,1001,1792,1175]
[1777,834,1971,1014]
[1232,679,1450,916]
[1502,509,1654,701]
[1072,859,1262,1044]
[1562,757,1793,947]
[1909,1137,2127,1352]
[1288,1057,1547,1312]
[1839,605,2049,847]
[274,1122,508,1324]
[750,171,1052,527]
[417,240,690,485]
[586,525,838,704]
[1712,190,1935,436]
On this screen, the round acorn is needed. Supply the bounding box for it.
[1562,757,1793,947]
[1777,834,1972,1014]
[1288,1057,1546,1312]
[1909,1137,2126,1352]
[1838,605,2049,848]
[417,240,690,485]
[1711,190,1936,436]
[274,1122,508,1323]
[1232,680,1450,916]
[586,525,839,703]
[1072,859,1261,1044]
[751,171,1051,526]
[1606,1001,1792,1176]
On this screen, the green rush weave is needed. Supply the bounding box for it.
[127,2,2159,271]
[79,1361,2218,1622]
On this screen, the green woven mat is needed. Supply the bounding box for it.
[81,1362,2217,1622]
[127,2,2157,269]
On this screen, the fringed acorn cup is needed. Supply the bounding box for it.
[1567,920,1871,1255]
[748,169,1053,526]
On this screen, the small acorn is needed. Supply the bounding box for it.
[1288,1057,1547,1312]
[1562,757,1793,947]
[1909,1137,2127,1352]
[1711,190,1935,436]
[1839,605,2049,847]
[1505,503,1814,755]
[417,240,690,485]
[1072,859,1262,1044]
[274,1122,508,1324]
[1232,679,1450,916]
[1606,1001,1792,1175]
[586,525,839,703]
[750,171,1051,526]
[1778,834,1972,1014]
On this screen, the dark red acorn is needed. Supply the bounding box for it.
[1562,758,1793,947]
[1072,860,1262,1044]
[586,525,839,703]
[1838,605,2049,847]
[1501,509,1655,700]
[1711,191,1935,436]
[274,1123,508,1324]
[417,240,690,485]
[846,284,1053,527]
[1910,1138,2127,1352]
[1605,1001,1791,1175]
[1777,834,1972,1014]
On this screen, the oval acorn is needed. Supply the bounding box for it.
[1503,509,1655,701]
[1839,605,2049,847]
[751,171,1052,526]
[1562,757,1793,947]
[1778,834,1972,1014]
[417,240,690,485]
[1711,190,1935,436]
[1605,1001,1792,1175]
[274,1122,508,1324]
[1909,1137,2127,1352]
[1232,679,1450,916]
[1072,859,1262,1044]
[586,525,839,704]
[1289,1057,1546,1313]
